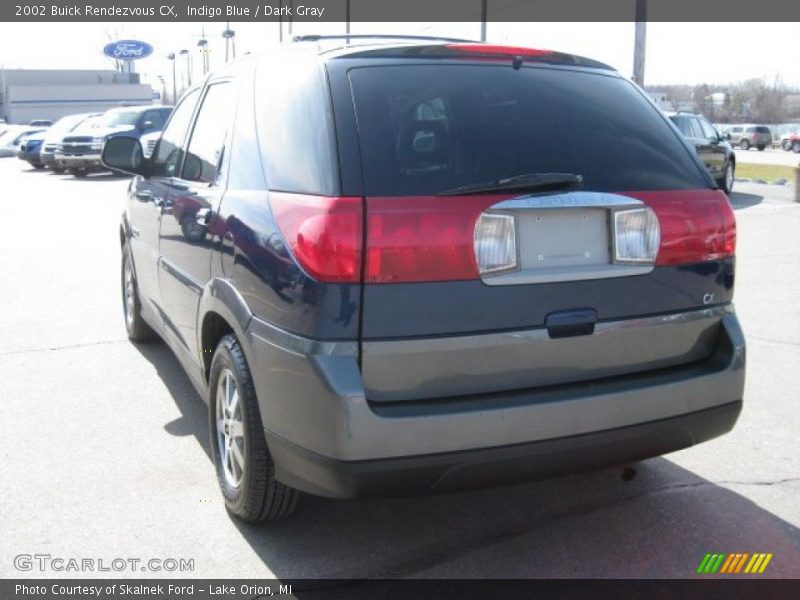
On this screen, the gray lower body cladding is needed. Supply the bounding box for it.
[245,307,745,498]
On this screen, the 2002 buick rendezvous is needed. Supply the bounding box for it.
[103,36,745,522]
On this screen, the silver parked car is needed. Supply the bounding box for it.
[724,124,772,151]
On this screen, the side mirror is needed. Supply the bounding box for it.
[723,132,731,141]
[102,136,146,176]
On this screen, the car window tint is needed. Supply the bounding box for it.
[182,82,232,184]
[350,65,708,195]
[698,118,718,139]
[150,89,200,178]
[687,118,704,138]
[671,116,692,137]
[255,56,338,195]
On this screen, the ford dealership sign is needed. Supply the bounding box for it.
[103,40,153,61]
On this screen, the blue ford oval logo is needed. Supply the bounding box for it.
[103,40,153,61]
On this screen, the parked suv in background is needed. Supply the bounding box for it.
[104,37,744,522]
[725,124,772,150]
[57,105,171,177]
[668,112,736,193]
[40,113,102,172]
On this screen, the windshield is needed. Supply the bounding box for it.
[349,65,709,195]
[98,110,140,127]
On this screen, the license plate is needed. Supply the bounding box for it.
[517,208,610,270]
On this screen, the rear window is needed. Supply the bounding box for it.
[349,65,708,196]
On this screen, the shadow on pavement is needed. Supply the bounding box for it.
[728,191,763,210]
[133,338,800,581]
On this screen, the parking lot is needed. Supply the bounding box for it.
[0,157,798,580]
[735,145,800,167]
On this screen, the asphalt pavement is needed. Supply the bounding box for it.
[0,158,798,580]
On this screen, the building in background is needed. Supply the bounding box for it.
[0,69,153,124]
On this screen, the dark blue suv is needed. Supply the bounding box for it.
[103,37,745,522]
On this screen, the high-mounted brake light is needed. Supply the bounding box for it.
[445,44,554,58]
[269,192,363,283]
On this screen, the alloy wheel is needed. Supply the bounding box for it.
[216,369,246,488]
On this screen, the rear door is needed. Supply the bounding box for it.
[336,58,735,402]
[128,89,200,314]
[158,80,234,357]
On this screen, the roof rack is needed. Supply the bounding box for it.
[292,34,478,44]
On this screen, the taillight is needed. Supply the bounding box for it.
[365,196,499,283]
[625,190,736,266]
[269,192,363,283]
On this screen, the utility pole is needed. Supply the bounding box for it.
[633,0,647,87]
[480,0,488,42]
[278,0,283,43]
[345,0,350,41]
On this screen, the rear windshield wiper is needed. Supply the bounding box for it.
[437,172,583,196]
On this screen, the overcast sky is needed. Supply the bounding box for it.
[1,21,799,92]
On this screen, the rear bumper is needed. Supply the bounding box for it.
[267,401,742,498]
[246,307,745,498]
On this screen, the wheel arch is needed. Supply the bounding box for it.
[198,278,254,382]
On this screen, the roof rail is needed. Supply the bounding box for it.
[292,34,479,44]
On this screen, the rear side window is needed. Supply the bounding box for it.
[670,116,691,137]
[255,56,337,195]
[698,118,718,139]
[349,65,708,195]
[755,126,771,134]
[746,127,756,133]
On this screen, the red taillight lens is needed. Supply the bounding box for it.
[365,196,499,283]
[269,192,363,283]
[624,190,736,266]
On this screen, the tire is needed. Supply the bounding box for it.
[782,140,792,151]
[793,141,800,154]
[209,334,299,523]
[757,145,765,151]
[121,242,157,342]
[739,139,750,150]
[719,161,734,195]
[69,167,87,177]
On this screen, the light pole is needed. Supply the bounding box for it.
[223,23,236,62]
[167,53,177,104]
[198,38,210,75]
[179,49,191,90]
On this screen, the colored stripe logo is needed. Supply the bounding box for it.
[696,552,773,574]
